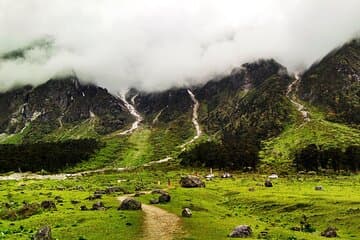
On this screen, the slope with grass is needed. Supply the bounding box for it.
[259,102,360,172]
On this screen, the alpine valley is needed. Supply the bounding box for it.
[0,39,359,240]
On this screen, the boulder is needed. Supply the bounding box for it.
[180,175,205,188]
[315,186,323,191]
[149,199,159,204]
[94,190,106,195]
[40,200,56,210]
[151,189,168,195]
[105,186,125,194]
[85,194,102,200]
[34,226,52,240]
[182,208,192,217]
[92,202,105,210]
[80,205,88,211]
[264,180,273,187]
[158,194,171,203]
[221,172,232,178]
[229,225,252,238]
[321,227,338,238]
[268,174,278,179]
[118,198,141,210]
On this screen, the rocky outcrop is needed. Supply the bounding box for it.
[0,76,134,141]
[182,208,192,217]
[40,200,56,210]
[264,179,273,187]
[34,226,53,240]
[228,225,252,238]
[118,198,142,210]
[321,227,338,238]
[180,175,205,188]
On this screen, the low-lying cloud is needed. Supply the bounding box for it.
[0,0,360,92]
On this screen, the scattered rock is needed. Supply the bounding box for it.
[290,226,301,231]
[158,194,171,203]
[134,192,146,197]
[92,202,105,210]
[118,198,141,210]
[321,227,338,238]
[34,226,52,240]
[105,186,125,194]
[41,200,56,210]
[180,175,205,188]
[264,179,273,187]
[54,196,62,201]
[221,172,232,178]
[229,225,252,238]
[258,231,268,238]
[149,199,159,204]
[71,200,80,204]
[94,190,106,195]
[268,174,278,179]
[182,208,192,217]
[151,189,168,195]
[80,205,88,211]
[205,174,214,180]
[17,203,41,219]
[248,187,255,192]
[85,194,102,200]
[307,171,317,175]
[315,186,323,191]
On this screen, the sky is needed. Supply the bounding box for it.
[0,0,359,92]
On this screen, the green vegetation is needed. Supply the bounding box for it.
[0,165,359,239]
[260,104,360,172]
[0,178,142,240]
[0,139,101,173]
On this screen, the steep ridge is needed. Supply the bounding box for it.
[298,39,360,125]
[0,76,134,143]
[0,40,359,173]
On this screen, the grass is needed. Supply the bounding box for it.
[259,100,360,172]
[0,166,359,239]
[0,178,142,240]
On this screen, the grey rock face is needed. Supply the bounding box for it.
[118,198,142,210]
[182,208,192,217]
[229,225,252,238]
[180,175,205,188]
[34,226,52,240]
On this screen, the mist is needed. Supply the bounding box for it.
[0,0,360,92]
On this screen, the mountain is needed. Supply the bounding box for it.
[0,76,133,143]
[195,59,292,138]
[0,39,359,173]
[298,39,360,125]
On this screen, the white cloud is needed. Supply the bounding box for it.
[0,0,359,92]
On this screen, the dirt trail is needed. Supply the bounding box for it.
[286,74,310,122]
[118,195,183,240]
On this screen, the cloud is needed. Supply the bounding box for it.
[0,0,359,92]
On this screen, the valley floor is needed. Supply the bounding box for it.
[0,163,359,240]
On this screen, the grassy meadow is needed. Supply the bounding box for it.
[0,163,359,239]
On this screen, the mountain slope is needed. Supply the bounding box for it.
[298,39,360,125]
[0,76,133,143]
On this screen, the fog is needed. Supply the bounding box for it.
[0,0,359,92]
